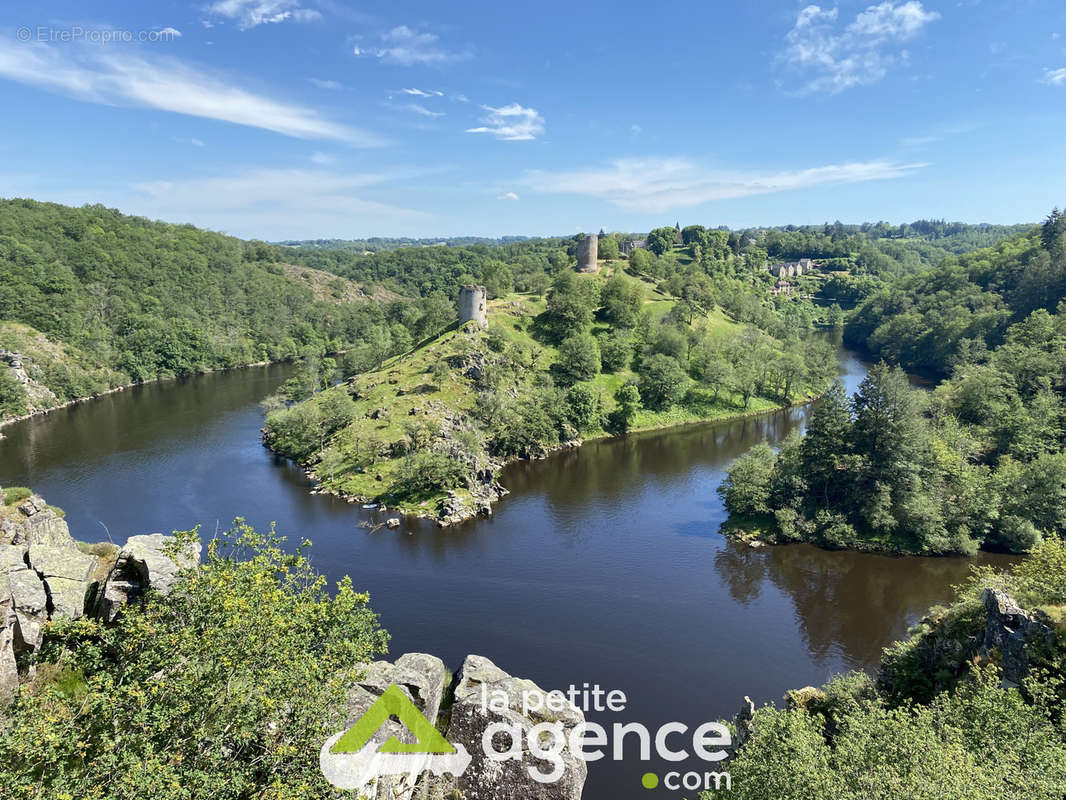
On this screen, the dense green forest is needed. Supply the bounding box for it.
[722,212,1066,555]
[707,534,1066,800]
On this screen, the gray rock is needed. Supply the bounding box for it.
[1,544,48,650]
[328,653,450,799]
[28,545,97,620]
[94,534,201,622]
[447,654,587,800]
[386,518,401,529]
[0,604,18,702]
[981,588,1056,687]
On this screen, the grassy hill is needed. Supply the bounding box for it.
[264,267,837,523]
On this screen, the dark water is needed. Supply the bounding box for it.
[0,348,1014,798]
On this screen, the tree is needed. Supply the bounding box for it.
[800,381,854,507]
[430,358,450,390]
[555,332,601,384]
[606,382,641,434]
[600,273,644,327]
[719,443,777,518]
[564,383,600,432]
[646,227,678,256]
[637,353,690,410]
[544,270,597,340]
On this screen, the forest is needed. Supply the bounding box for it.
[722,211,1066,555]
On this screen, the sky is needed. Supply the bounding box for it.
[1,0,1065,239]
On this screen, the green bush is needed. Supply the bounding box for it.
[0,522,389,800]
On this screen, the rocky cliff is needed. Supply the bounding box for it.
[0,491,200,700]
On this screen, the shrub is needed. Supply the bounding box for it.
[0,522,389,800]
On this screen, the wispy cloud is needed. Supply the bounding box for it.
[1042,67,1066,86]
[523,157,928,213]
[158,27,183,38]
[0,39,384,146]
[466,104,544,141]
[310,151,335,164]
[783,1,940,93]
[400,102,444,118]
[497,191,519,201]
[356,26,471,66]
[205,0,321,30]
[172,136,206,147]
[308,77,343,90]
[129,167,427,239]
[399,87,444,97]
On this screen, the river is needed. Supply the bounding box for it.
[0,340,1015,798]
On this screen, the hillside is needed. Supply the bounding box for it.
[263,267,839,524]
[719,210,1066,556]
[0,199,381,421]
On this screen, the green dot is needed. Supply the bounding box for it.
[642,772,659,789]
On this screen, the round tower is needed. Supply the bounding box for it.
[576,234,598,272]
[458,285,488,328]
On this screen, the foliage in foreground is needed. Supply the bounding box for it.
[0,522,389,800]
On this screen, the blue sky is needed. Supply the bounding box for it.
[1,0,1065,239]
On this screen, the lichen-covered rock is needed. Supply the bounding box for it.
[28,545,97,620]
[447,654,587,800]
[325,653,450,800]
[93,533,201,621]
[981,588,1056,687]
[1,544,48,650]
[1,544,50,701]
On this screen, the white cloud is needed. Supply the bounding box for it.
[310,151,335,164]
[400,87,444,97]
[453,93,469,103]
[309,77,343,90]
[205,0,321,30]
[466,104,544,141]
[158,27,183,38]
[128,167,427,239]
[400,102,444,118]
[1042,67,1066,85]
[0,39,384,146]
[172,136,206,147]
[497,191,519,201]
[358,26,471,66]
[523,157,928,213]
[784,2,940,93]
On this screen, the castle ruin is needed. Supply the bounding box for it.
[576,234,598,272]
[458,285,488,328]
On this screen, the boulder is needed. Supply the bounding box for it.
[28,546,97,620]
[0,496,75,549]
[446,654,587,800]
[325,653,450,799]
[93,534,201,622]
[386,518,401,529]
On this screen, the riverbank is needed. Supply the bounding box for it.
[0,358,278,433]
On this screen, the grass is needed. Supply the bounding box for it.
[298,281,822,517]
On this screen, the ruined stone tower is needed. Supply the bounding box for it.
[458,285,488,328]
[576,234,598,273]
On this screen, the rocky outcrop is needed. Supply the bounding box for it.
[447,654,587,800]
[980,588,1056,688]
[0,491,201,701]
[93,534,202,622]
[322,653,587,800]
[879,586,1059,700]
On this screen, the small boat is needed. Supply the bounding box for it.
[362,503,378,509]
